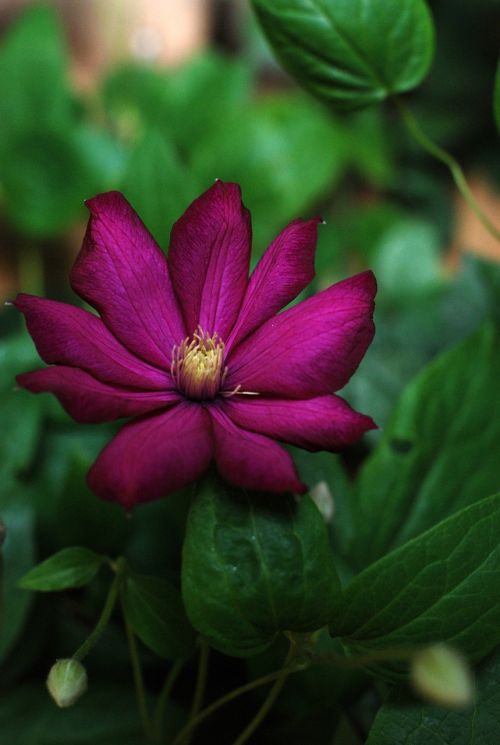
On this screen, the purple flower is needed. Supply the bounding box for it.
[16,182,376,509]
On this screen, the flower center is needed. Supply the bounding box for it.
[171,327,227,400]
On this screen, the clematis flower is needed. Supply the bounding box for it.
[16,181,376,509]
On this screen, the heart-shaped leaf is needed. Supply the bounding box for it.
[251,0,435,110]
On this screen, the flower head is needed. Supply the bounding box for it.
[16,182,376,509]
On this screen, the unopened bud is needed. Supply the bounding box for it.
[310,481,334,524]
[411,644,473,708]
[46,659,88,708]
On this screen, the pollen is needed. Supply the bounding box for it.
[171,327,227,400]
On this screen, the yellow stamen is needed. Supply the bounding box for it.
[171,327,226,400]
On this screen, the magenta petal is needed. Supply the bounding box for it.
[227,218,320,350]
[71,191,185,369]
[17,367,180,423]
[226,271,376,398]
[210,406,305,494]
[88,403,213,509]
[168,181,251,338]
[15,294,171,390]
[222,395,376,452]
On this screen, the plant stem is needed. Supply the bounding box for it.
[73,557,126,662]
[182,641,210,745]
[153,659,184,742]
[230,646,295,745]
[395,97,500,243]
[171,642,417,745]
[123,610,156,743]
[171,653,299,745]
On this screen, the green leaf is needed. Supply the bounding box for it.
[19,547,104,592]
[0,127,98,236]
[192,94,345,252]
[103,52,252,151]
[0,488,35,660]
[52,453,131,556]
[121,572,195,660]
[251,0,435,110]
[0,330,40,392]
[367,646,500,745]
[0,683,184,745]
[0,5,71,140]
[182,477,340,657]
[373,219,444,305]
[348,324,500,568]
[121,130,200,250]
[0,390,41,481]
[331,492,500,670]
[290,448,354,575]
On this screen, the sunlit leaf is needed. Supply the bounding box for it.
[251,0,435,109]
[19,547,104,592]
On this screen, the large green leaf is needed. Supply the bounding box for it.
[0,5,70,140]
[366,646,500,744]
[121,572,195,660]
[372,219,444,305]
[0,488,36,660]
[19,547,104,592]
[51,453,130,556]
[251,0,435,109]
[0,8,111,236]
[121,130,200,250]
[0,127,100,236]
[331,492,500,669]
[192,94,345,252]
[347,324,500,569]
[0,330,40,392]
[182,478,340,657]
[0,390,41,481]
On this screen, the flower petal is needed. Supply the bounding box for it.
[17,367,180,423]
[15,294,170,390]
[227,218,320,350]
[71,191,185,368]
[222,395,376,452]
[226,271,376,398]
[210,406,305,494]
[88,403,213,509]
[168,181,251,338]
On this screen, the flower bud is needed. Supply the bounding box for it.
[310,481,334,524]
[411,644,473,708]
[46,659,88,708]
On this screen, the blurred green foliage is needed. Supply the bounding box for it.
[0,2,499,744]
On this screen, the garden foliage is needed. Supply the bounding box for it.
[1,1,500,743]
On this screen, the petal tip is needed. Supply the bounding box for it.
[84,190,129,215]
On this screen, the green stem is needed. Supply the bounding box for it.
[73,557,126,662]
[153,659,184,742]
[231,646,295,745]
[123,608,156,743]
[395,97,500,243]
[172,652,299,745]
[312,644,416,669]
[171,642,417,745]
[182,641,210,745]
